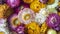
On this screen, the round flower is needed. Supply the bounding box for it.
[35,8,49,25]
[18,8,35,24]
[8,14,20,30]
[35,14,46,25]
[46,13,60,31]
[27,21,40,34]
[30,1,46,13]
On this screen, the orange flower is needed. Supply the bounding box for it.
[40,22,48,34]
[30,1,46,13]
[27,21,40,34]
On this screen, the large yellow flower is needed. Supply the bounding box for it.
[26,21,40,34]
[30,1,46,13]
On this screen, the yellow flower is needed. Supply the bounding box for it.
[30,1,46,13]
[27,21,40,34]
[40,22,48,34]
[0,4,9,18]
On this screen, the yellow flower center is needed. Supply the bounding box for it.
[12,18,20,26]
[27,22,40,34]
[23,14,30,20]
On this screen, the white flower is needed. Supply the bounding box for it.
[39,8,49,17]
[18,8,35,24]
[35,8,49,25]
[0,19,9,34]
[47,0,58,9]
[35,14,46,25]
[0,27,9,34]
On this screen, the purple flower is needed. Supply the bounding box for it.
[46,13,60,31]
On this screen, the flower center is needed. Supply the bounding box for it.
[23,14,30,20]
[13,18,20,26]
[50,17,57,24]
